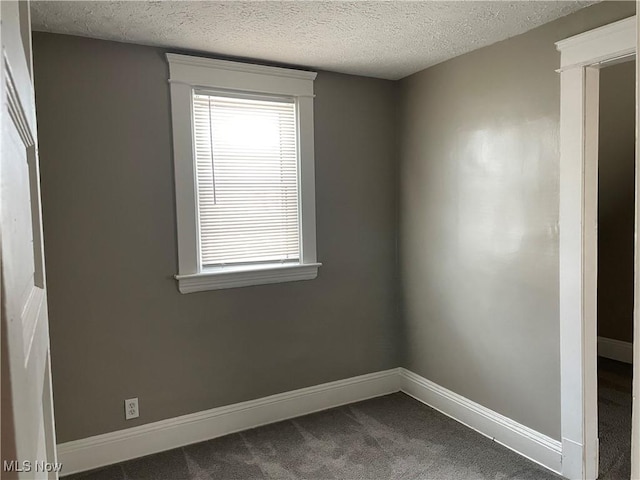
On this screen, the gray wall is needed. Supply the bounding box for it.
[598,60,636,344]
[398,1,635,440]
[33,33,399,442]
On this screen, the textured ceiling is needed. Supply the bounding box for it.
[31,1,595,80]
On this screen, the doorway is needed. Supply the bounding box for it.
[557,15,639,480]
[596,58,635,480]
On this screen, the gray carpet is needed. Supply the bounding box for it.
[67,393,561,480]
[598,358,633,480]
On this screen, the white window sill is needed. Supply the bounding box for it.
[175,262,322,293]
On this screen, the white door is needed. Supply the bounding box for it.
[1,1,58,479]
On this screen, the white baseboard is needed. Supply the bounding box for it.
[58,368,563,477]
[598,336,633,364]
[399,368,563,474]
[57,369,400,476]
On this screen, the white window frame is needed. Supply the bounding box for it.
[167,53,320,293]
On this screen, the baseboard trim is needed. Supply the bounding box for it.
[598,336,633,364]
[398,368,563,474]
[57,369,401,476]
[57,368,563,477]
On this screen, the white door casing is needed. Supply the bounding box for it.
[1,1,58,479]
[557,16,636,480]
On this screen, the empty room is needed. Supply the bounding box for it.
[2,1,640,480]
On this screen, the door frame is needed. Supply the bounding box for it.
[556,15,636,480]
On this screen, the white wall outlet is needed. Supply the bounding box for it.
[125,397,139,420]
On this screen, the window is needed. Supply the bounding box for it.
[167,54,320,293]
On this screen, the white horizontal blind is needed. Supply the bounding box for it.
[193,92,300,266]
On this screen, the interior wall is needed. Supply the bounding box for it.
[33,33,400,442]
[398,1,635,440]
[598,60,636,345]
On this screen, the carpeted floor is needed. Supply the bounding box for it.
[598,357,633,480]
[67,393,562,480]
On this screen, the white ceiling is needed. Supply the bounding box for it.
[31,1,595,80]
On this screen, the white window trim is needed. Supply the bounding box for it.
[167,53,320,293]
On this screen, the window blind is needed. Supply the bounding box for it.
[192,92,300,267]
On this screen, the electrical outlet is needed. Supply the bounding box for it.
[125,398,139,420]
